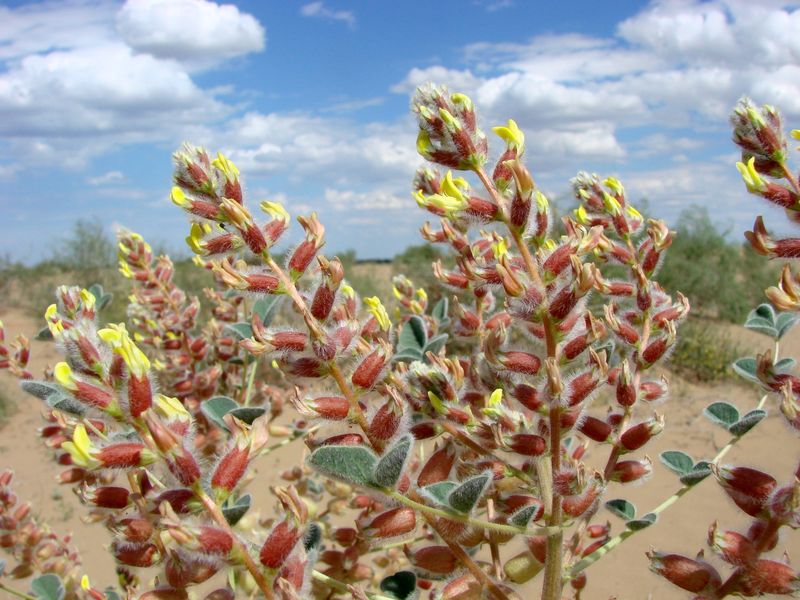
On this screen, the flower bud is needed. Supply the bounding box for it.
[500,351,541,375]
[351,347,388,389]
[578,416,612,442]
[739,559,799,596]
[407,545,457,575]
[211,445,250,501]
[85,486,130,509]
[507,434,546,457]
[707,522,757,565]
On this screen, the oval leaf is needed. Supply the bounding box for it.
[423,333,448,356]
[704,401,740,427]
[728,409,767,436]
[254,296,282,326]
[775,357,796,373]
[510,502,542,528]
[308,445,377,486]
[419,481,456,506]
[228,406,266,425]
[374,435,412,488]
[731,358,759,383]
[448,472,491,513]
[30,574,65,600]
[20,380,61,401]
[744,315,778,337]
[431,297,448,322]
[398,316,427,351]
[660,450,693,476]
[201,396,239,431]
[222,494,251,526]
[605,498,636,521]
[224,322,253,341]
[393,348,424,364]
[680,461,712,487]
[626,512,657,531]
[776,312,799,339]
[752,303,776,323]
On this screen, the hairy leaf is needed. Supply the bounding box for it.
[448,472,491,513]
[605,498,636,521]
[704,401,740,427]
[30,574,65,600]
[660,450,693,476]
[308,445,377,486]
[222,494,251,526]
[728,409,766,436]
[201,396,239,431]
[374,435,412,488]
[398,316,427,351]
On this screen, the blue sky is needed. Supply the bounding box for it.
[1,0,799,263]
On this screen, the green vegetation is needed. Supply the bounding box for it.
[669,318,741,382]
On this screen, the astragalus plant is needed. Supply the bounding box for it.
[0,85,797,600]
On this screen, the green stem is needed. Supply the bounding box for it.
[569,389,770,577]
[384,490,561,538]
[256,425,319,458]
[242,354,259,407]
[0,583,36,600]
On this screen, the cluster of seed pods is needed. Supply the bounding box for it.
[646,100,800,598]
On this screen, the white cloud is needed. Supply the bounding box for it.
[87,170,125,185]
[117,0,265,67]
[300,2,356,28]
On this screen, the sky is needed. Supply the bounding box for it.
[1,0,799,263]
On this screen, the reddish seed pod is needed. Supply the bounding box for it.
[739,559,800,595]
[211,445,249,494]
[566,371,600,407]
[272,331,308,352]
[418,446,456,487]
[647,551,721,593]
[501,351,541,375]
[408,545,458,574]
[513,383,541,411]
[311,285,335,320]
[153,488,195,514]
[333,527,358,547]
[411,421,437,439]
[440,574,481,600]
[309,396,350,420]
[127,374,153,418]
[368,400,402,441]
[619,417,663,452]
[89,486,130,509]
[715,466,777,517]
[259,521,300,569]
[198,527,234,556]
[246,274,280,294]
[351,349,386,389]
[578,416,612,442]
[586,523,609,538]
[113,541,160,567]
[361,507,416,539]
[708,522,758,565]
[610,459,652,483]
[119,518,154,543]
[508,434,547,456]
[97,443,150,469]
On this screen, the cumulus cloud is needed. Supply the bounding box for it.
[300,2,356,28]
[87,170,125,185]
[117,0,266,66]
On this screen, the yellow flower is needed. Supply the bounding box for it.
[45,304,65,336]
[54,362,77,391]
[364,297,391,331]
[98,323,150,378]
[212,152,240,179]
[492,119,525,154]
[154,394,190,422]
[736,156,767,193]
[260,200,290,223]
[61,424,99,469]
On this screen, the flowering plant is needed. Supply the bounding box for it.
[0,86,797,600]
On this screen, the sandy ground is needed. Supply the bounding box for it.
[1,306,799,599]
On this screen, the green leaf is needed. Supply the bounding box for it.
[222,494,251,526]
[380,571,418,600]
[392,348,424,363]
[373,435,412,488]
[20,380,62,401]
[228,407,266,425]
[431,297,448,322]
[253,296,282,326]
[398,316,427,351]
[423,333,448,356]
[731,358,759,383]
[419,481,457,506]
[704,401,740,427]
[775,357,796,372]
[448,472,491,513]
[201,396,239,431]
[680,461,712,486]
[103,587,122,600]
[605,498,636,521]
[35,326,54,341]
[88,283,104,299]
[626,512,657,531]
[30,574,65,600]
[776,312,799,339]
[752,303,776,324]
[225,322,253,341]
[744,315,778,337]
[49,395,87,416]
[659,450,693,476]
[307,445,377,486]
[728,409,767,436]
[509,503,541,528]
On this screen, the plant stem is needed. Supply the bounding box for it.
[420,509,510,600]
[195,486,274,600]
[0,583,36,600]
[385,489,560,537]
[570,391,771,576]
[256,425,319,458]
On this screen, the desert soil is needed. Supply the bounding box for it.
[1,306,799,599]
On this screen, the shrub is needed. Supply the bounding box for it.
[669,318,741,382]
[0,89,798,600]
